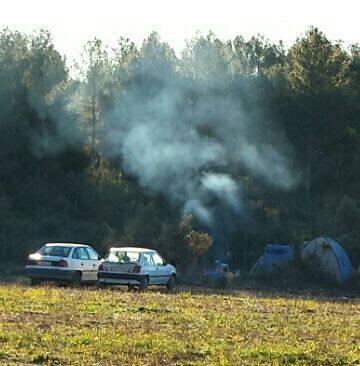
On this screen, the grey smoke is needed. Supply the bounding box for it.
[183,199,213,225]
[105,70,297,226]
[28,84,84,157]
[201,173,241,216]
[238,143,296,189]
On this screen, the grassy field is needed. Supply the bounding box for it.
[0,284,359,365]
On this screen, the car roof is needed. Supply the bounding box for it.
[109,247,155,253]
[45,243,91,248]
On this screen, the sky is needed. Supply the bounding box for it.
[1,0,359,63]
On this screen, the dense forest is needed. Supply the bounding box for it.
[0,27,359,275]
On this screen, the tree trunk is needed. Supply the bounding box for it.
[305,134,311,205]
[91,73,96,154]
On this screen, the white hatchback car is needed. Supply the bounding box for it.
[24,243,101,285]
[97,247,176,291]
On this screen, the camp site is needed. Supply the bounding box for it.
[0,1,359,365]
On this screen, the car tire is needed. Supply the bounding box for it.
[166,274,176,292]
[71,272,82,287]
[139,276,149,292]
[127,285,136,292]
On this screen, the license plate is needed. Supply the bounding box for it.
[109,264,132,273]
[39,261,52,266]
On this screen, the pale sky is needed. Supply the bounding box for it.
[1,0,359,63]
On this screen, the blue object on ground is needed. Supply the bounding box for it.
[251,244,294,273]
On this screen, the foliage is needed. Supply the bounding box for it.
[0,27,359,275]
[186,230,213,257]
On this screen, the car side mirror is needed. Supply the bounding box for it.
[98,255,102,260]
[163,261,167,266]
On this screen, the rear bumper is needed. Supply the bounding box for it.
[97,271,145,285]
[24,267,76,281]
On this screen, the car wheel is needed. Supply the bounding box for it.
[127,285,135,292]
[71,272,82,287]
[166,274,176,292]
[139,276,149,292]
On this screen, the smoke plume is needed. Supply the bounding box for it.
[104,53,297,242]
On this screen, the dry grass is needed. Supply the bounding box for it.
[0,284,359,365]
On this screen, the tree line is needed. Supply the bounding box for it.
[0,27,359,274]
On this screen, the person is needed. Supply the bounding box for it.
[123,254,130,263]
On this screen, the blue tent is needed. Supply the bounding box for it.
[250,244,294,274]
[301,237,353,283]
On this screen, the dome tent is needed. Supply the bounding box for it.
[250,244,294,274]
[301,237,353,283]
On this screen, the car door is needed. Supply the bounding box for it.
[141,252,156,285]
[72,247,91,281]
[151,252,170,285]
[85,247,101,281]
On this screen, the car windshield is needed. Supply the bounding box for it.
[105,251,140,264]
[38,246,72,257]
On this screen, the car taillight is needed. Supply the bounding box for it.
[133,265,142,273]
[98,263,104,271]
[53,260,68,267]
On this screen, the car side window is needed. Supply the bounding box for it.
[72,249,79,259]
[73,248,90,260]
[152,253,164,266]
[86,248,99,260]
[142,253,154,266]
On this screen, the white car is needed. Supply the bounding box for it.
[25,243,101,285]
[97,247,176,291]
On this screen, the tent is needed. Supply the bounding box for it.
[250,244,294,274]
[301,237,353,283]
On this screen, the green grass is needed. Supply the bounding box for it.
[0,284,359,365]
